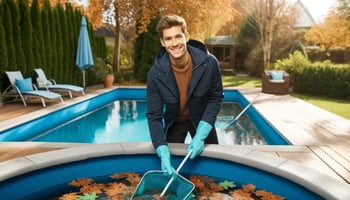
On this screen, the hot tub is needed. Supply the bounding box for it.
[0,143,349,199]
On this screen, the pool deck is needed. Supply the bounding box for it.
[0,85,350,196]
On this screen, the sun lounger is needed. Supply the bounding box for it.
[34,68,84,98]
[2,71,63,107]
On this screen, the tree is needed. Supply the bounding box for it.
[0,3,8,73]
[2,1,16,70]
[84,0,236,73]
[19,0,35,74]
[305,11,350,49]
[31,0,44,68]
[7,0,26,71]
[237,0,297,70]
[41,0,52,74]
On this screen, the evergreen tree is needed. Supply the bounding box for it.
[54,7,63,82]
[48,2,57,79]
[2,1,16,70]
[41,0,52,74]
[65,3,76,83]
[134,18,161,82]
[31,0,44,69]
[0,3,8,73]
[19,0,34,74]
[58,3,70,83]
[7,0,26,71]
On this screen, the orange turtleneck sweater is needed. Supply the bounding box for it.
[171,53,193,121]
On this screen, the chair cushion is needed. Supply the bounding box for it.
[270,71,284,80]
[15,78,34,92]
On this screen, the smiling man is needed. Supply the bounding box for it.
[146,14,224,175]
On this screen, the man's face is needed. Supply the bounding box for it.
[160,25,189,60]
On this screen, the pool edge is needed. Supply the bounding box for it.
[0,142,349,199]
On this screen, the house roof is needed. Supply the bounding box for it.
[94,27,115,37]
[204,35,234,45]
[294,0,315,28]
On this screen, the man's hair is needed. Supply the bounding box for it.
[156,14,187,38]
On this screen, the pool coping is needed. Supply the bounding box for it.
[0,142,349,199]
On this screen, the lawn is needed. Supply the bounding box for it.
[222,75,350,120]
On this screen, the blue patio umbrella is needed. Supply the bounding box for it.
[76,16,94,88]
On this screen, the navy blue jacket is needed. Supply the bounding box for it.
[146,39,224,148]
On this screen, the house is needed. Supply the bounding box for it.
[204,35,235,71]
[294,0,315,29]
[94,27,115,46]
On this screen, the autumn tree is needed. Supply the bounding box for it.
[305,0,350,49]
[84,0,236,73]
[237,0,297,70]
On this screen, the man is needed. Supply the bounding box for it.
[146,14,224,175]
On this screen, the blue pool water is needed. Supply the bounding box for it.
[30,101,266,145]
[0,153,322,199]
[0,88,289,145]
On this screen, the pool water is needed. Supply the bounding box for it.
[31,100,266,145]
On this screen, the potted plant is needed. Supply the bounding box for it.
[104,64,114,88]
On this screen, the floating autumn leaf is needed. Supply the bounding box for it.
[103,182,128,196]
[80,183,105,194]
[59,173,285,200]
[110,173,127,179]
[125,172,141,185]
[110,172,141,185]
[77,192,98,200]
[69,178,94,187]
[229,189,254,200]
[219,180,236,190]
[58,192,79,200]
[256,189,285,200]
[189,175,206,191]
[242,183,256,192]
[208,182,223,193]
[189,175,223,197]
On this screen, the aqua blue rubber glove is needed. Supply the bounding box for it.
[187,120,212,159]
[156,145,175,175]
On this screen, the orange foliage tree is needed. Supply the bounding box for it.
[82,0,237,72]
[305,11,350,50]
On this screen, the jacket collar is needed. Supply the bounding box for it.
[155,39,209,73]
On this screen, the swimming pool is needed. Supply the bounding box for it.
[1,87,349,199]
[0,88,289,145]
[1,143,349,199]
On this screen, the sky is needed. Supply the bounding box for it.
[300,0,337,22]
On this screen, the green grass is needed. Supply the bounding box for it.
[291,93,350,120]
[222,75,350,120]
[222,75,262,88]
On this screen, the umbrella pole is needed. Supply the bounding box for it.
[83,70,86,89]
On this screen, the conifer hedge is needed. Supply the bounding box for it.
[0,0,107,91]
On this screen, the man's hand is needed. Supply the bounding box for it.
[156,145,175,175]
[187,120,212,159]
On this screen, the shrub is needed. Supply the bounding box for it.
[273,51,350,99]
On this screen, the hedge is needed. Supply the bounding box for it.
[273,51,350,100]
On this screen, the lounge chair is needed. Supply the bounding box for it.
[34,68,84,98]
[2,71,63,107]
